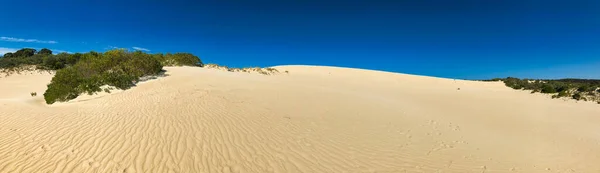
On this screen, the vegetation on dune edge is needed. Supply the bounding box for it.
[203,63,285,75]
[485,77,600,103]
[1,48,203,104]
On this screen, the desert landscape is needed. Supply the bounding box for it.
[1,65,600,173]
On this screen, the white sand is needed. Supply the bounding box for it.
[1,66,600,172]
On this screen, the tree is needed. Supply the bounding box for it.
[38,48,53,55]
[3,53,13,58]
[13,48,37,57]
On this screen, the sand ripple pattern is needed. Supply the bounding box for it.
[2,66,600,172]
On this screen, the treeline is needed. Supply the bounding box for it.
[1,48,203,70]
[488,77,600,102]
[0,48,78,70]
[1,48,204,104]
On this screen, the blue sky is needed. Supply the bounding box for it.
[0,0,599,79]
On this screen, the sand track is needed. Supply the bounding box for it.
[1,66,600,172]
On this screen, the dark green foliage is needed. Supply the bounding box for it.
[2,48,200,71]
[577,85,592,92]
[555,85,570,93]
[3,53,13,58]
[13,48,37,57]
[541,84,557,93]
[557,91,569,98]
[491,77,600,103]
[503,77,526,89]
[1,48,52,69]
[553,91,570,99]
[101,69,136,89]
[38,48,52,55]
[572,93,583,101]
[43,67,84,103]
[43,49,165,104]
[2,48,203,104]
[154,53,203,66]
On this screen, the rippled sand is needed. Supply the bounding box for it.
[1,66,599,173]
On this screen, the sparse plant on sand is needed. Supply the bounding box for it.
[30,92,37,97]
[265,67,278,72]
[204,64,282,75]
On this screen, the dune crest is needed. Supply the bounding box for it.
[1,66,600,172]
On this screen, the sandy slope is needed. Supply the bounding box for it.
[1,66,600,173]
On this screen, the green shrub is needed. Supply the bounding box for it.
[541,84,557,93]
[154,53,203,66]
[3,48,202,104]
[43,50,163,104]
[557,91,569,98]
[577,85,591,92]
[493,77,600,103]
[43,67,84,104]
[572,93,583,100]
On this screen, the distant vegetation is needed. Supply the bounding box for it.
[1,48,203,71]
[204,63,282,75]
[1,48,203,104]
[486,77,600,102]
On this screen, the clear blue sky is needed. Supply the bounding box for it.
[0,0,598,79]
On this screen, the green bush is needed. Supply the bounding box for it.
[557,91,569,98]
[2,48,203,104]
[541,84,557,93]
[572,93,583,101]
[44,67,84,103]
[154,53,203,67]
[43,50,163,104]
[492,77,600,103]
[38,48,52,55]
[577,85,591,92]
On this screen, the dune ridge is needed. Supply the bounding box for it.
[1,66,600,172]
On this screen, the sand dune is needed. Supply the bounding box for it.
[1,66,600,173]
